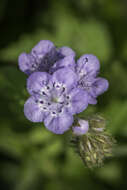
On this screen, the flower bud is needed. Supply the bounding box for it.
[70,115,116,168]
[72,119,89,135]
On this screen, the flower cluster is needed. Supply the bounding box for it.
[18,40,116,168]
[18,40,108,134]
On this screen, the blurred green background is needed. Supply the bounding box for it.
[0,0,127,189]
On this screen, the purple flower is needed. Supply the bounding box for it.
[18,40,75,75]
[72,119,89,135]
[24,68,88,134]
[76,54,109,104]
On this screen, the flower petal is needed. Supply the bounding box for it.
[93,77,109,96]
[50,56,76,74]
[32,40,55,55]
[51,55,76,72]
[57,46,75,58]
[44,113,73,134]
[87,94,97,105]
[52,68,77,91]
[27,72,51,95]
[67,88,88,114]
[24,96,45,122]
[77,54,100,77]
[18,53,31,75]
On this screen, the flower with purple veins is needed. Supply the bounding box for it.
[18,40,75,75]
[76,54,109,104]
[24,68,88,134]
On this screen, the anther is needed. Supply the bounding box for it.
[56,85,60,88]
[66,95,70,99]
[47,86,50,90]
[85,57,88,62]
[63,87,65,92]
[42,91,46,95]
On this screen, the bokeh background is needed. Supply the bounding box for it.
[0,0,127,189]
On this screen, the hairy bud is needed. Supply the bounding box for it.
[71,115,116,168]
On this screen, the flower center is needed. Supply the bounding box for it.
[51,97,59,103]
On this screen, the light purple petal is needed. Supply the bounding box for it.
[18,53,31,74]
[51,55,76,73]
[32,40,55,55]
[73,120,89,135]
[93,77,109,96]
[67,88,88,114]
[44,113,73,134]
[57,46,75,58]
[59,56,75,69]
[87,95,97,105]
[27,72,51,95]
[24,96,45,122]
[51,68,77,91]
[77,54,100,77]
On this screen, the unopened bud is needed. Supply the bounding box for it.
[72,119,89,135]
[70,115,116,168]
